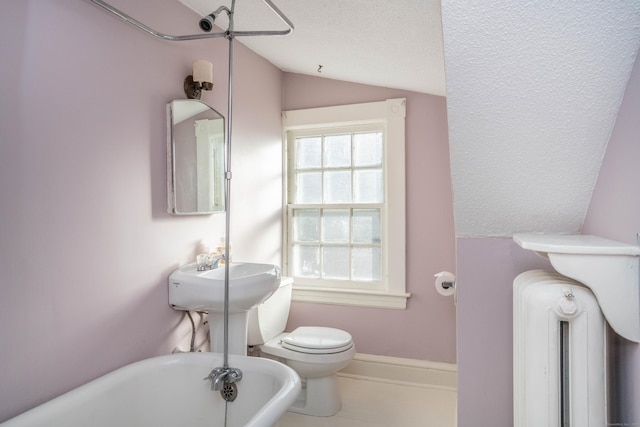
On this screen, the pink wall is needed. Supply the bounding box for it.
[281,74,457,362]
[0,1,456,421]
[455,50,640,427]
[455,237,551,426]
[0,0,282,421]
[583,50,640,424]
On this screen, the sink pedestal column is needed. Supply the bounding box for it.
[209,311,249,355]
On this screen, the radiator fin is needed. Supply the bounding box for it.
[514,270,607,427]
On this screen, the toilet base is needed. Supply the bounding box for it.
[288,375,342,417]
[255,331,355,417]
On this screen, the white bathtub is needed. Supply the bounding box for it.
[1,353,300,427]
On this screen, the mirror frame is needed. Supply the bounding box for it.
[166,99,226,215]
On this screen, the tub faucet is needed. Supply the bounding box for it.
[204,366,243,391]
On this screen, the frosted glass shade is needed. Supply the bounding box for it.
[193,60,213,84]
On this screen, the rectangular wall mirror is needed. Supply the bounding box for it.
[167,99,225,215]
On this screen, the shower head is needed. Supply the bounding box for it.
[199,6,230,32]
[199,14,216,32]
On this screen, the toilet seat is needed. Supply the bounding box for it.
[282,327,353,354]
[260,328,355,364]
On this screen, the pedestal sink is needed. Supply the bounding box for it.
[169,262,281,355]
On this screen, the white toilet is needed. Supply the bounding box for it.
[247,277,355,417]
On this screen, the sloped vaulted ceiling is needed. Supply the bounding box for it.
[178,0,446,95]
[176,0,640,238]
[441,1,640,237]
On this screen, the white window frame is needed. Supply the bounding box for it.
[282,98,409,309]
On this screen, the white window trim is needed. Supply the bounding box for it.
[282,98,409,309]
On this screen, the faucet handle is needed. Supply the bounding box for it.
[227,368,243,383]
[203,370,217,382]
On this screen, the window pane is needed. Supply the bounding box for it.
[293,209,320,242]
[352,247,381,281]
[324,134,351,168]
[293,245,320,278]
[353,132,382,167]
[324,171,352,203]
[296,172,322,203]
[354,169,383,203]
[322,209,350,243]
[296,137,321,169]
[352,209,380,243]
[322,246,350,279]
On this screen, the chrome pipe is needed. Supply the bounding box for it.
[89,0,227,40]
[222,0,236,370]
[233,0,294,37]
[88,0,294,41]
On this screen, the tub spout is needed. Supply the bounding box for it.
[204,366,243,391]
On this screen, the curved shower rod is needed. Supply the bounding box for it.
[88,0,294,41]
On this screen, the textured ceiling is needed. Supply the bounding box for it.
[175,0,640,238]
[178,0,446,96]
[441,1,640,237]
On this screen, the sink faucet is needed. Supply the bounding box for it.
[197,253,226,271]
[204,366,243,391]
[209,253,226,269]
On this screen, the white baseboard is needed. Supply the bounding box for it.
[338,353,457,391]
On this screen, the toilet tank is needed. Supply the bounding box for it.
[247,277,293,346]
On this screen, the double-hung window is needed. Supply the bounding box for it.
[282,99,409,309]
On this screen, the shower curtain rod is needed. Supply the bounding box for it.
[89,0,294,40]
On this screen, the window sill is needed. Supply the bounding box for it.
[291,285,410,309]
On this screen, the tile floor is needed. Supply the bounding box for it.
[278,376,457,427]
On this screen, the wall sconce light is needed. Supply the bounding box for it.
[184,60,213,99]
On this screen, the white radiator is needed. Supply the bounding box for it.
[514,270,607,427]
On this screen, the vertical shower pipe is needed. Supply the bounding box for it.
[222,0,236,370]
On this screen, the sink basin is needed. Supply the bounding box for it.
[168,262,281,313]
[168,262,281,355]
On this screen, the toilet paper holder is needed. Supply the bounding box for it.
[441,280,455,289]
[434,271,457,297]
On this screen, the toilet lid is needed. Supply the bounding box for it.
[282,327,353,354]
